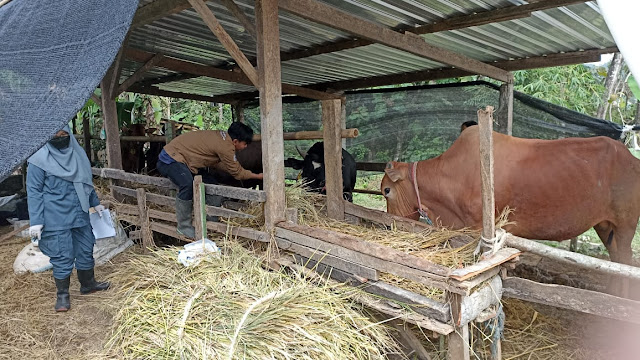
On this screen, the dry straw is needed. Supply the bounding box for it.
[106,241,404,359]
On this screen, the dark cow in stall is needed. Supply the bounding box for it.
[201,140,264,189]
[286,141,357,202]
[381,126,640,293]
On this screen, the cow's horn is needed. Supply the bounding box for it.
[296,145,307,158]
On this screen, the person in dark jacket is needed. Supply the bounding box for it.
[27,126,109,312]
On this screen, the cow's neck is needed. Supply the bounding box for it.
[414,158,465,228]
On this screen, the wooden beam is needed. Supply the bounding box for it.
[117,53,165,94]
[322,99,345,220]
[206,221,269,242]
[495,80,514,135]
[503,277,640,324]
[343,201,432,233]
[278,0,511,82]
[193,175,205,240]
[124,47,339,100]
[130,0,191,30]
[219,0,256,40]
[129,85,228,103]
[256,0,286,232]
[188,0,259,87]
[253,128,359,141]
[449,248,520,281]
[136,188,155,250]
[447,324,470,360]
[505,234,640,280]
[413,0,588,35]
[309,47,616,92]
[203,182,266,202]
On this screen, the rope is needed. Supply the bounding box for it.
[474,228,507,257]
[409,162,433,225]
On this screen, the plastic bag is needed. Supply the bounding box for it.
[177,239,220,267]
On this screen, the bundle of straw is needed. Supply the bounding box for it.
[106,241,403,359]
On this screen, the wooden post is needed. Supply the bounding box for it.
[447,324,470,360]
[341,96,347,149]
[136,188,155,251]
[322,98,345,220]
[256,0,286,232]
[100,61,123,170]
[82,116,92,161]
[478,106,495,255]
[495,80,513,136]
[193,175,206,240]
[232,102,245,123]
[165,120,177,142]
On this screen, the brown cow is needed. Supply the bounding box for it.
[381,126,640,271]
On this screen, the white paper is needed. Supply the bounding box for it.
[90,209,116,239]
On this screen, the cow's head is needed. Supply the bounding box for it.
[301,151,326,192]
[381,161,419,220]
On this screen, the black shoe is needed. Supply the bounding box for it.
[54,276,71,312]
[77,268,110,295]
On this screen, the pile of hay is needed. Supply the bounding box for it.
[106,240,403,359]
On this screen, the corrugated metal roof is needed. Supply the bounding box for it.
[124,0,615,98]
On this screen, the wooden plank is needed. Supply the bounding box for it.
[150,222,193,242]
[219,0,256,40]
[203,183,266,202]
[256,0,286,232]
[275,227,464,294]
[343,201,431,233]
[111,185,254,218]
[188,0,259,87]
[295,254,450,323]
[503,277,640,325]
[252,128,359,141]
[94,167,176,188]
[206,221,269,242]
[449,248,520,281]
[452,267,501,295]
[193,175,205,240]
[459,276,502,326]
[278,0,511,82]
[413,0,588,35]
[447,324,470,360]
[277,257,455,335]
[322,99,344,220]
[277,222,450,277]
[495,81,514,135]
[385,317,433,360]
[136,188,155,250]
[0,224,29,242]
[505,234,640,280]
[478,106,495,257]
[117,53,165,94]
[130,0,191,30]
[277,237,379,280]
[355,162,387,172]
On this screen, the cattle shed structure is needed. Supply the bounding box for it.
[3,0,637,359]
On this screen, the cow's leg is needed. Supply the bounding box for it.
[594,220,634,297]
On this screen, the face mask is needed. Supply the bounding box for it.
[49,136,70,150]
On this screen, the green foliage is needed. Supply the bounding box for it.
[170,100,232,130]
[513,65,605,116]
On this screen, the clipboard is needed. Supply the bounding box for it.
[90,209,116,239]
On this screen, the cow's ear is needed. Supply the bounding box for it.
[385,168,404,183]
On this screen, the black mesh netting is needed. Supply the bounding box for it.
[0,0,138,182]
[243,81,624,164]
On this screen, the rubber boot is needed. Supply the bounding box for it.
[205,194,223,222]
[54,276,71,312]
[77,268,110,295]
[175,198,196,238]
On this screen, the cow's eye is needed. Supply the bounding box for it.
[384,188,391,196]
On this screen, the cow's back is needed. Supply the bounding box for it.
[446,128,640,240]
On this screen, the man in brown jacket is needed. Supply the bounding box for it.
[156,122,263,238]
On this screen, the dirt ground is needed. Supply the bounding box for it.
[1,224,639,359]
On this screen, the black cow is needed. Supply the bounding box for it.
[200,141,263,189]
[285,142,357,202]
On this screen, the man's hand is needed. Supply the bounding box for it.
[94,205,106,217]
[29,225,43,240]
[254,173,264,180]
